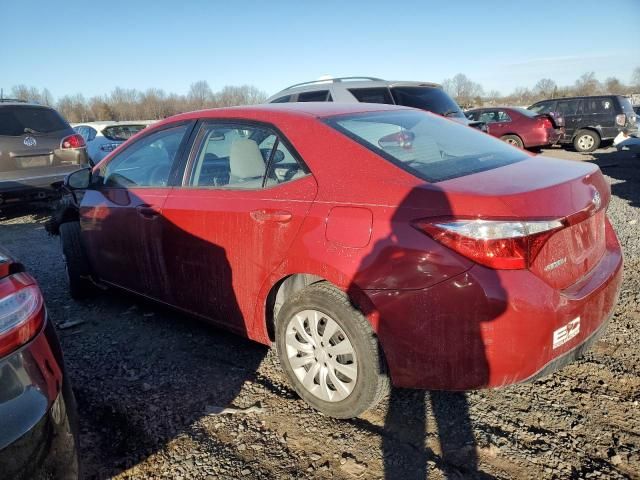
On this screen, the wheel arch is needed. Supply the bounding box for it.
[571,126,602,142]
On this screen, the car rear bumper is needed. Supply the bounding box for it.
[0,165,85,204]
[0,318,79,479]
[368,220,623,390]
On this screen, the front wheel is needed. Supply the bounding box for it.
[60,222,93,299]
[275,282,389,418]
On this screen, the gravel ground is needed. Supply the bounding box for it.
[0,146,638,480]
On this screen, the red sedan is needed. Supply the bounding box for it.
[466,107,562,149]
[53,103,622,418]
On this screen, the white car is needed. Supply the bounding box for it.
[72,121,156,164]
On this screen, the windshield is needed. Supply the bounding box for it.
[0,106,69,136]
[102,124,147,141]
[390,87,465,118]
[325,110,529,182]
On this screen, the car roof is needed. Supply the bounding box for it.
[157,102,414,127]
[71,120,157,129]
[267,79,441,101]
[532,95,621,103]
[0,101,54,108]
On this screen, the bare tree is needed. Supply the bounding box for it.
[534,78,557,99]
[188,80,214,110]
[631,66,640,89]
[216,85,267,107]
[604,77,626,95]
[574,72,601,96]
[442,73,484,107]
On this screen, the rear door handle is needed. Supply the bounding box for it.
[136,204,159,219]
[250,209,292,223]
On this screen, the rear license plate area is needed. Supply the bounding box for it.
[17,156,50,168]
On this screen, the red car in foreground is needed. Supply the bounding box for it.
[51,103,622,418]
[466,107,562,149]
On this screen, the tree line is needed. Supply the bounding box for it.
[441,67,640,107]
[3,81,268,123]
[4,67,640,122]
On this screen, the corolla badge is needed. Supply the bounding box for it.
[592,190,602,210]
[23,136,37,147]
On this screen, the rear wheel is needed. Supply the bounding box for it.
[60,222,93,299]
[275,282,389,418]
[573,129,600,153]
[500,134,524,148]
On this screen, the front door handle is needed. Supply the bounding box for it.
[250,209,292,223]
[136,204,159,219]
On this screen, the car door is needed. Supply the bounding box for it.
[161,120,318,337]
[554,98,581,139]
[582,96,616,138]
[80,122,193,299]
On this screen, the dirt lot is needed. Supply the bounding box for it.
[1,146,639,480]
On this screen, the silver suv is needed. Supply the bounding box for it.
[266,77,476,126]
[0,99,89,207]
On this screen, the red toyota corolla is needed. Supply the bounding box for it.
[52,103,622,418]
[466,106,562,149]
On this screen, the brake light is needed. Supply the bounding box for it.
[0,279,44,357]
[615,114,626,127]
[539,117,553,129]
[60,133,86,149]
[414,218,565,270]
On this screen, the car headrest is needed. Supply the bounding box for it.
[230,139,265,179]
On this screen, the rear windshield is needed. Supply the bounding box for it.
[390,87,465,119]
[325,110,529,183]
[618,96,634,114]
[512,107,539,118]
[0,106,69,136]
[102,124,147,141]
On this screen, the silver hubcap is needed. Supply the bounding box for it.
[506,138,518,146]
[577,134,594,150]
[285,309,358,402]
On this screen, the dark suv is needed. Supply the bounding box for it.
[528,95,638,152]
[0,100,89,207]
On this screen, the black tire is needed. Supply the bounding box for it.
[573,129,600,153]
[59,222,93,299]
[275,282,389,418]
[500,134,524,148]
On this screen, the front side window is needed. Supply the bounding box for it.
[271,95,291,103]
[556,100,579,115]
[101,124,188,188]
[528,101,555,114]
[188,123,306,189]
[325,110,528,183]
[478,110,499,123]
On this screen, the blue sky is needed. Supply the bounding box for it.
[1,0,638,99]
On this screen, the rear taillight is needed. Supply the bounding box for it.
[60,133,86,149]
[414,218,565,270]
[0,279,44,357]
[615,114,626,127]
[539,117,553,129]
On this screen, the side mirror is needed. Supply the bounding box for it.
[65,167,92,190]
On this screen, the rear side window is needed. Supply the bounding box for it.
[0,106,69,136]
[581,97,614,114]
[325,110,528,183]
[390,87,463,118]
[556,100,579,115]
[349,88,394,105]
[102,124,146,141]
[297,90,332,102]
[617,96,634,114]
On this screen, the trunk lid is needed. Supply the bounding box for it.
[432,156,609,288]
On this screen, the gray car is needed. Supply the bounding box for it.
[266,77,482,128]
[0,100,89,207]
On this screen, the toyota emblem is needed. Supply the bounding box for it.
[23,136,37,147]
[592,190,602,210]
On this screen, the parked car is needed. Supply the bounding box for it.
[528,95,638,152]
[50,103,622,419]
[0,100,90,207]
[0,248,79,479]
[73,121,155,164]
[465,107,562,149]
[266,77,487,130]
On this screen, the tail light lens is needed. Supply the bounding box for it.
[414,218,565,270]
[539,117,553,129]
[615,114,626,127]
[378,130,415,150]
[60,133,86,149]
[0,280,44,358]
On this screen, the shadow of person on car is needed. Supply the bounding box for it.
[64,188,269,478]
[590,148,640,208]
[346,185,507,479]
